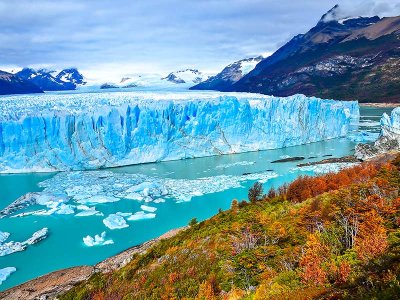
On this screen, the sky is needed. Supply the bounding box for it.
[0,0,399,81]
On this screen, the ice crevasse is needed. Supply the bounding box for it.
[0,91,359,173]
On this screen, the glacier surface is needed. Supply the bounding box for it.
[0,91,359,173]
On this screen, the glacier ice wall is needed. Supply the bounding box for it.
[355,107,400,160]
[0,91,359,173]
[381,107,400,139]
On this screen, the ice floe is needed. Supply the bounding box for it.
[0,228,48,257]
[215,161,255,169]
[83,232,113,247]
[75,206,103,217]
[127,211,156,221]
[0,267,16,285]
[293,163,359,174]
[140,205,157,212]
[1,169,278,218]
[103,214,129,230]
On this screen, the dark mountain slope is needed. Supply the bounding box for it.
[232,14,400,102]
[16,68,85,91]
[0,70,43,95]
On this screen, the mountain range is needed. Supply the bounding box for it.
[1,5,399,102]
[192,5,400,103]
[16,68,86,91]
[0,70,44,95]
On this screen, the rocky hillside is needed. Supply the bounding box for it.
[194,5,400,103]
[16,68,86,91]
[191,56,262,91]
[0,70,43,95]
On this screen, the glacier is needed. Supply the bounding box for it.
[355,107,400,160]
[0,91,359,173]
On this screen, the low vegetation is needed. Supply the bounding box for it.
[62,155,400,299]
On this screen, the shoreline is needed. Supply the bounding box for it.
[0,227,185,300]
[359,102,399,108]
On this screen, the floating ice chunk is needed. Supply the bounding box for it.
[215,161,255,169]
[77,195,120,205]
[25,228,49,245]
[0,232,10,244]
[83,232,113,247]
[0,228,48,256]
[140,205,157,212]
[103,214,129,230]
[294,163,359,174]
[347,130,379,143]
[0,267,16,285]
[127,211,156,221]
[153,198,165,203]
[124,192,144,201]
[55,204,75,215]
[116,212,133,217]
[75,208,103,217]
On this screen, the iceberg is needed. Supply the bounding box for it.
[355,107,400,160]
[0,91,359,173]
[127,211,156,221]
[0,267,16,285]
[75,206,103,217]
[103,214,129,230]
[293,163,359,174]
[83,232,113,247]
[140,205,157,212]
[0,228,48,257]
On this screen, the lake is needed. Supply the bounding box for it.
[0,105,393,290]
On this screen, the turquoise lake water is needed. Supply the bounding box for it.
[0,106,393,291]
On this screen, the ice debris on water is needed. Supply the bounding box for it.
[0,169,279,218]
[0,228,48,257]
[83,232,113,247]
[140,205,157,212]
[0,267,16,285]
[293,163,359,174]
[103,214,129,230]
[127,211,156,221]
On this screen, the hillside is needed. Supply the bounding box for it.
[0,70,43,95]
[193,5,400,103]
[61,154,400,300]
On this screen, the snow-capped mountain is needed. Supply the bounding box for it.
[162,69,208,84]
[16,68,86,91]
[97,69,210,90]
[191,56,263,91]
[0,70,43,95]
[207,5,400,102]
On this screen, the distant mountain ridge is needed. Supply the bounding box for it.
[0,70,43,95]
[98,69,210,90]
[16,68,86,91]
[193,5,400,103]
[191,56,262,91]
[162,69,208,84]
